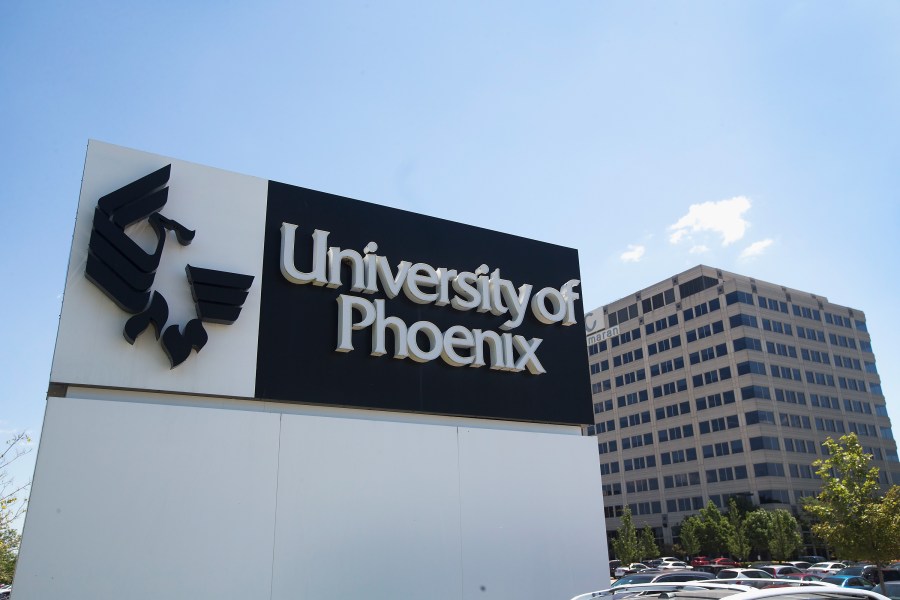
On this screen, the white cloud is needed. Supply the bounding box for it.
[668,196,752,246]
[620,244,645,262]
[689,245,709,254]
[739,238,774,259]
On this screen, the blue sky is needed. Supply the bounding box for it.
[2,1,899,525]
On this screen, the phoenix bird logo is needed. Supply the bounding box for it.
[85,164,254,368]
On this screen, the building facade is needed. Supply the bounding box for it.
[587,265,898,549]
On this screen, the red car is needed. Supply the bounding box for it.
[711,558,739,567]
[691,557,710,567]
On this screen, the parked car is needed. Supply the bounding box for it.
[659,561,694,571]
[652,571,716,583]
[570,579,894,600]
[785,561,813,570]
[808,562,849,576]
[759,565,805,578]
[880,582,900,600]
[610,573,661,588]
[822,575,875,590]
[610,570,712,588]
[609,559,622,577]
[691,556,710,567]
[837,566,900,586]
[615,563,650,577]
[799,555,828,564]
[716,568,778,583]
[780,573,826,582]
[712,558,740,567]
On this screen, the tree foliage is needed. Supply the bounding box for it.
[611,507,640,564]
[803,433,900,594]
[725,498,751,561]
[677,517,701,557]
[693,501,733,556]
[639,525,659,561]
[766,509,802,561]
[742,509,772,560]
[1,432,32,585]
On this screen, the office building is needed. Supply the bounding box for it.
[586,265,897,549]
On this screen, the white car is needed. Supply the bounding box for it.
[659,561,694,571]
[569,580,892,600]
[615,563,649,577]
[808,562,849,576]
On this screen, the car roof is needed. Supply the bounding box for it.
[570,581,890,600]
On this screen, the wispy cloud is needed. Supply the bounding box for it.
[689,245,709,255]
[620,244,645,262]
[739,238,774,259]
[669,196,752,246]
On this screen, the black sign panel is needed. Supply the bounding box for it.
[256,181,593,424]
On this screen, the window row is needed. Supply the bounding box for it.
[706,465,748,483]
[692,366,732,389]
[664,471,700,489]
[698,415,739,434]
[798,327,826,343]
[613,348,644,367]
[667,496,704,513]
[617,390,649,407]
[607,302,639,327]
[661,447,698,464]
[624,454,657,472]
[610,326,642,348]
[658,424,694,443]
[784,438,817,454]
[762,318,794,336]
[766,341,797,358]
[687,320,724,343]
[619,411,651,429]
[792,305,821,321]
[627,477,660,493]
[829,333,858,349]
[695,391,736,411]
[758,295,789,314]
[615,368,647,388]
[656,400,692,420]
[702,440,743,457]
[774,388,806,405]
[646,313,679,335]
[590,380,611,394]
[729,313,758,329]
[622,432,654,450]
[647,334,682,356]
[825,312,852,328]
[652,378,688,399]
[641,288,676,314]
[690,343,728,364]
[650,356,685,377]
[683,297,722,321]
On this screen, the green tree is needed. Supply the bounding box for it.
[694,501,733,556]
[611,507,640,565]
[1,432,32,585]
[767,509,802,561]
[677,516,701,558]
[639,525,659,561]
[803,433,900,594]
[743,509,772,560]
[725,498,751,561]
